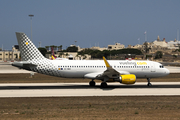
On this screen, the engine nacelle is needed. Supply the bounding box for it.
[115,74,136,84]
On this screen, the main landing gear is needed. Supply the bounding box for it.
[89,80,95,86]
[101,82,107,88]
[147,78,152,86]
[89,79,108,88]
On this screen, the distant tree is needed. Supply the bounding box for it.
[143,42,151,53]
[78,48,142,59]
[155,51,163,59]
[54,46,57,51]
[102,50,110,58]
[45,46,49,51]
[173,55,177,58]
[59,52,64,57]
[65,53,69,56]
[113,48,143,55]
[146,54,152,59]
[58,45,63,51]
[50,45,56,51]
[66,46,78,52]
[38,47,47,57]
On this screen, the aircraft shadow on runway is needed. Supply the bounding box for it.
[0,84,180,90]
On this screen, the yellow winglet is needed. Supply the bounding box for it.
[103,56,111,68]
[51,55,55,60]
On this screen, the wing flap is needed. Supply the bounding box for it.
[84,72,103,79]
[84,57,130,80]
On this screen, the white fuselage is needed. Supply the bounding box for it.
[43,59,169,78]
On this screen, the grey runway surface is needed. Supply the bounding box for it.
[0,82,180,97]
[0,62,32,73]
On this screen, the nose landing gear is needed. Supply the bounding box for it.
[147,78,152,86]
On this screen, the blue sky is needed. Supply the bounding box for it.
[1,0,180,50]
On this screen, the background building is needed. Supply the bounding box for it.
[108,43,125,50]
[0,45,20,61]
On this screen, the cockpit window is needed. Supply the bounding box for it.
[159,65,164,68]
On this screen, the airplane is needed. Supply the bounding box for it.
[51,47,68,60]
[12,32,170,87]
[51,46,57,60]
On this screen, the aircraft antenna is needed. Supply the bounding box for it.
[177,29,179,41]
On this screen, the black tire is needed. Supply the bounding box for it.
[89,81,95,86]
[101,82,107,88]
[147,83,152,86]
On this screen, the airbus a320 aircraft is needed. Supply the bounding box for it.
[51,47,68,60]
[12,32,170,87]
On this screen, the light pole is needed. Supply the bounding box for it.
[29,14,34,41]
[144,31,147,42]
[138,38,140,45]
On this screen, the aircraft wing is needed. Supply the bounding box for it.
[84,57,123,79]
[99,57,120,79]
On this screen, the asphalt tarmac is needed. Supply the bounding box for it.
[0,82,179,97]
[0,62,32,73]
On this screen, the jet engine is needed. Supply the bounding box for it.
[114,74,136,84]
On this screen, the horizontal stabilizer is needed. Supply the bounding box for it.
[12,61,37,70]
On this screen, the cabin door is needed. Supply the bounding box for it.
[150,63,156,72]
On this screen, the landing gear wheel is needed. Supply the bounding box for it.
[147,78,152,86]
[89,81,95,86]
[101,82,107,88]
[147,83,152,86]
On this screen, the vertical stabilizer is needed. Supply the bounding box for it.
[16,32,45,61]
[51,47,57,58]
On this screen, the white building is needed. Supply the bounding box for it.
[152,36,168,48]
[108,43,125,50]
[0,46,20,61]
[90,46,107,51]
[46,52,91,60]
[167,39,180,49]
